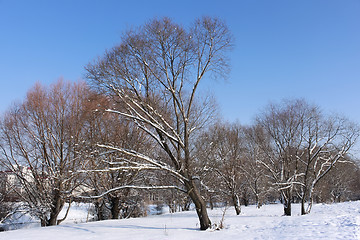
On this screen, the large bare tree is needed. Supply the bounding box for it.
[86,16,233,230]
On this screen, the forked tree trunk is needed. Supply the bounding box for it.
[42,189,64,226]
[49,189,64,226]
[185,180,211,230]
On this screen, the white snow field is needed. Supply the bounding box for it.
[1,201,359,240]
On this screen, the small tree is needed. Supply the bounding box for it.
[242,125,271,208]
[86,16,233,230]
[81,97,151,219]
[256,99,307,216]
[196,122,245,215]
[299,115,359,214]
[256,99,359,215]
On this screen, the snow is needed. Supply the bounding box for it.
[1,201,360,240]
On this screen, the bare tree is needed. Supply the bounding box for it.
[86,16,233,230]
[299,114,359,214]
[0,80,90,226]
[242,125,272,208]
[256,99,359,215]
[80,94,151,220]
[196,122,245,215]
[319,159,360,203]
[256,99,312,216]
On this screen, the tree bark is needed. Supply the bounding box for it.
[301,195,306,215]
[232,193,241,215]
[110,196,120,219]
[185,180,211,230]
[283,199,291,216]
[46,188,64,226]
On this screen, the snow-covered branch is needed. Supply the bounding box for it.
[79,185,186,199]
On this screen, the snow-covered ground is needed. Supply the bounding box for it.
[1,201,359,240]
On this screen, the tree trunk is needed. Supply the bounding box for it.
[255,194,262,208]
[305,183,315,214]
[242,195,249,207]
[110,196,120,219]
[281,185,292,216]
[40,219,47,227]
[46,189,64,226]
[300,191,308,215]
[301,199,306,215]
[300,184,308,215]
[232,193,241,215]
[209,194,214,210]
[185,180,211,230]
[283,199,291,216]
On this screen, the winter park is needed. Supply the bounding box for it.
[1,1,360,239]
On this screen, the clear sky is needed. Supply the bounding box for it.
[1,0,359,126]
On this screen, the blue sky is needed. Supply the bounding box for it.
[0,0,359,125]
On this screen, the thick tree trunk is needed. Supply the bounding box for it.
[242,196,249,207]
[301,201,305,215]
[281,186,292,216]
[48,204,63,226]
[283,199,291,216]
[110,196,120,219]
[300,184,308,215]
[185,180,211,230]
[45,189,64,226]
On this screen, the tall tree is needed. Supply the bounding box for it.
[86,16,233,230]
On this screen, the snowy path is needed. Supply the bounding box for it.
[1,201,359,240]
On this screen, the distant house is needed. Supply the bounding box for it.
[0,166,33,201]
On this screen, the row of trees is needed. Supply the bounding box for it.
[196,100,359,217]
[0,17,359,230]
[1,80,358,229]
